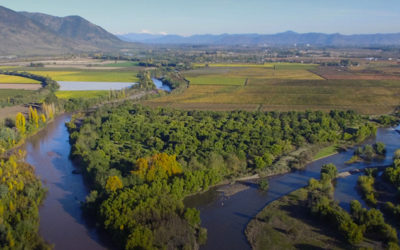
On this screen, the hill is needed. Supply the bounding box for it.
[0,5,124,56]
[118,31,400,46]
[20,12,121,48]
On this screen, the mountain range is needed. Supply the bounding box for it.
[0,5,124,55]
[118,31,400,47]
[0,4,400,56]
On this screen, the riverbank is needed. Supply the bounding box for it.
[245,132,400,250]
[245,187,382,250]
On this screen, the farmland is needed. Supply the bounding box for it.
[55,90,109,99]
[25,70,139,82]
[0,74,40,84]
[144,64,400,114]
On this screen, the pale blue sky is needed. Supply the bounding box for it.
[1,0,399,35]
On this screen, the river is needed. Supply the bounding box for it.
[21,111,399,249]
[22,114,109,250]
[152,78,172,92]
[185,126,400,250]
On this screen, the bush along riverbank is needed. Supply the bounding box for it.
[0,152,50,249]
[67,102,382,249]
[0,103,56,155]
[246,163,399,250]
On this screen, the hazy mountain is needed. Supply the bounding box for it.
[118,33,166,43]
[0,5,124,55]
[117,31,400,46]
[20,12,121,48]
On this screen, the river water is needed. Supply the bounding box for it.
[186,127,400,250]
[21,111,400,250]
[22,114,109,250]
[152,78,172,92]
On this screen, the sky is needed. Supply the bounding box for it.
[1,0,399,36]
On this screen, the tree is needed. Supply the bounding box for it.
[321,163,337,180]
[105,176,123,192]
[29,107,39,128]
[15,113,26,135]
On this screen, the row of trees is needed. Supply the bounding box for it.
[0,70,59,91]
[0,103,56,154]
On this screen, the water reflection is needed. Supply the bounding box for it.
[187,127,400,250]
[23,114,109,250]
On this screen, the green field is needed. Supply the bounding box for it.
[55,90,109,99]
[0,74,40,84]
[26,70,139,82]
[0,89,33,98]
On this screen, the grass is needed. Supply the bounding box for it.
[0,74,40,84]
[55,90,109,99]
[313,145,339,160]
[26,70,139,82]
[245,188,380,250]
[0,89,33,98]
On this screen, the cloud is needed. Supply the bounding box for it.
[159,31,168,35]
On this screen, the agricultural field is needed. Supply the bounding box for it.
[25,70,139,82]
[0,74,40,84]
[192,63,317,70]
[0,89,33,99]
[144,64,400,114]
[100,61,140,67]
[55,90,109,99]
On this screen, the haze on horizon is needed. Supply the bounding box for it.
[1,0,400,36]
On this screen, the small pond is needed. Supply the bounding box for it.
[58,81,137,91]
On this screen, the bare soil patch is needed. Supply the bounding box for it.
[0,84,41,90]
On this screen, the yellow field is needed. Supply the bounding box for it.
[0,74,40,84]
[55,90,109,99]
[186,76,247,85]
[26,70,139,82]
[184,67,322,83]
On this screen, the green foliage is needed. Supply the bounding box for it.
[137,71,155,90]
[0,153,49,249]
[259,179,269,191]
[69,104,375,249]
[351,200,398,245]
[320,163,337,180]
[353,142,386,162]
[384,154,400,188]
[357,175,377,206]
